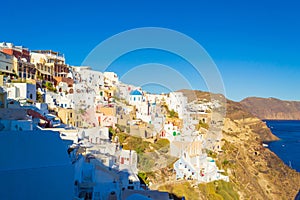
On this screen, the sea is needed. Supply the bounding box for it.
[264,120,300,172]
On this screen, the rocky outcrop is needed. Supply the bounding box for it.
[221,117,300,200]
[225,100,278,141]
[241,97,300,120]
[178,90,300,199]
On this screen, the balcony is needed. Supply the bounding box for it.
[32,50,65,62]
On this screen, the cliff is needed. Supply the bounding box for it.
[221,117,300,199]
[174,90,300,199]
[226,99,279,142]
[179,90,278,141]
[240,97,300,120]
[131,90,300,199]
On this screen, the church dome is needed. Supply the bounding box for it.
[130,90,142,96]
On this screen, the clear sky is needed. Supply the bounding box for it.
[1,0,299,101]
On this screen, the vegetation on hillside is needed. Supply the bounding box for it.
[196,120,209,130]
[159,181,200,200]
[198,180,239,200]
[43,81,57,92]
[168,109,179,118]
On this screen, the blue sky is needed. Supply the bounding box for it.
[1,0,300,101]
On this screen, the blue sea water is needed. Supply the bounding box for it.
[264,120,300,172]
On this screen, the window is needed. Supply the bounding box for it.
[6,66,8,70]
[70,113,72,118]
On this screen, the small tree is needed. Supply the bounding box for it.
[36,92,44,103]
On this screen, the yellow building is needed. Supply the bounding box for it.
[31,50,69,82]
[57,108,82,127]
[97,106,116,116]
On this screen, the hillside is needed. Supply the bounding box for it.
[241,97,300,120]
[179,90,278,141]
[170,90,300,199]
[221,117,300,199]
[116,90,299,199]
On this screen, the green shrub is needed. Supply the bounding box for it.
[168,109,178,118]
[197,120,209,130]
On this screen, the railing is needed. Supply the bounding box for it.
[46,53,65,61]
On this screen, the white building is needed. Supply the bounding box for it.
[145,93,167,104]
[119,150,138,173]
[116,83,141,101]
[31,50,65,65]
[161,122,180,142]
[0,108,33,131]
[92,160,121,200]
[35,102,49,116]
[174,153,229,183]
[6,83,36,101]
[116,83,131,100]
[173,140,229,183]
[41,127,79,143]
[166,92,187,119]
[74,155,96,199]
[135,102,152,123]
[104,72,119,86]
[0,51,14,76]
[0,130,74,200]
[75,69,104,89]
[45,91,74,109]
[84,126,110,144]
[56,81,69,93]
[129,90,143,106]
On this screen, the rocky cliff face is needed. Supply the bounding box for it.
[240,97,300,120]
[179,90,300,199]
[226,99,278,142]
[222,117,300,200]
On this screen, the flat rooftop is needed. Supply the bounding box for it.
[0,108,28,120]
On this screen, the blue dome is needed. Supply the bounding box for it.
[130,90,142,96]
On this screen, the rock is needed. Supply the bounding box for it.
[241,97,300,120]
